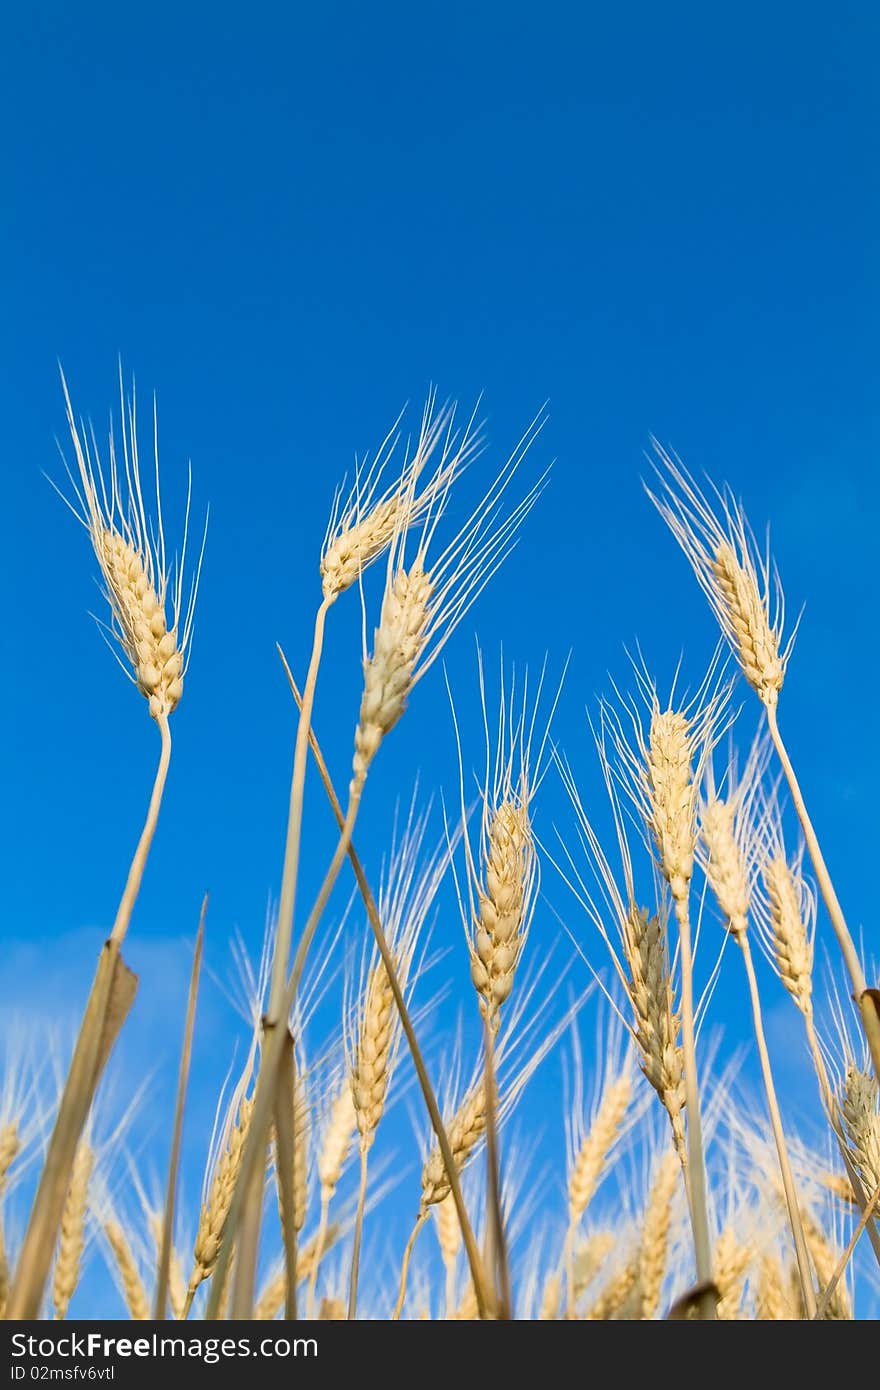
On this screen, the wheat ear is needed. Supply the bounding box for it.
[306,1085,355,1318]
[104,1218,149,1320]
[563,1067,631,1313]
[606,670,727,1317]
[755,1253,796,1320]
[802,1211,852,1319]
[585,1257,639,1320]
[554,757,689,1166]
[52,1142,93,1320]
[713,1225,753,1320]
[639,1149,681,1318]
[434,1193,461,1313]
[186,1092,254,1312]
[841,1066,880,1199]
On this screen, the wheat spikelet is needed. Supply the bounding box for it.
[353,563,434,783]
[584,1257,639,1320]
[646,708,699,912]
[640,1149,681,1319]
[346,793,443,1157]
[711,542,786,705]
[0,1240,8,1318]
[701,797,750,937]
[803,1212,852,1319]
[755,1253,796,1320]
[571,1231,616,1306]
[627,907,687,1162]
[317,1086,356,1198]
[434,1192,461,1268]
[470,799,535,1029]
[53,1141,94,1320]
[319,1296,346,1320]
[818,1171,857,1204]
[0,1121,20,1193]
[646,448,790,707]
[104,1219,149,1320]
[421,1082,487,1208]
[98,529,185,717]
[190,1093,254,1294]
[713,1225,753,1320]
[568,1073,631,1223]
[554,752,687,1162]
[60,371,202,721]
[759,853,815,1015]
[352,421,545,790]
[351,958,396,1146]
[454,655,559,1035]
[539,1271,562,1320]
[274,1067,310,1234]
[841,1064,880,1196]
[320,397,482,601]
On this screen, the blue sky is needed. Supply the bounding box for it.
[1,3,877,1315]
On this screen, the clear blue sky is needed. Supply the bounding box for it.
[1,3,877,1314]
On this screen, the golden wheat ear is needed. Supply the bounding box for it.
[320,392,485,601]
[57,366,206,721]
[447,648,564,1035]
[645,445,792,709]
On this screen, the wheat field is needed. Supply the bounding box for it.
[1,375,878,1324]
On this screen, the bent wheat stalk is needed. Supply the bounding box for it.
[281,656,491,1318]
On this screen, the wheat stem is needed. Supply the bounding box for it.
[676,902,715,1317]
[393,1212,428,1320]
[280,654,490,1318]
[155,902,204,1318]
[111,715,172,946]
[347,1145,369,1320]
[206,790,363,1320]
[737,931,816,1314]
[266,599,330,1026]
